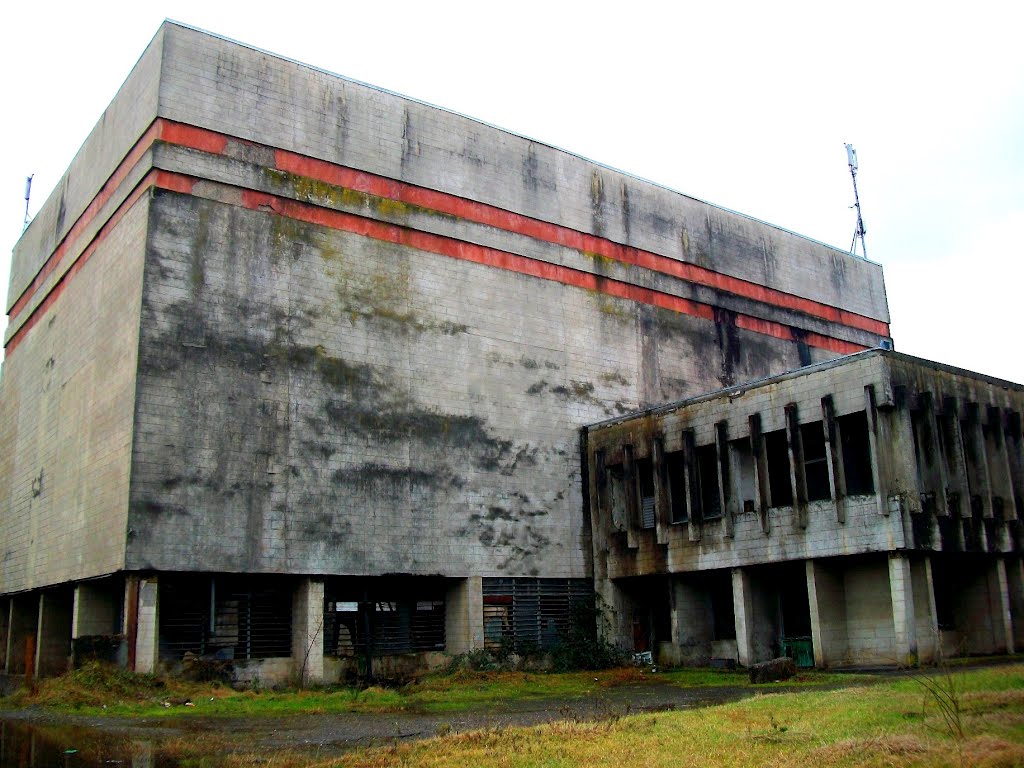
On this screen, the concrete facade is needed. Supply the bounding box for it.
[1,23,900,680]
[585,350,1024,667]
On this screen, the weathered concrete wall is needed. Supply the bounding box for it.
[155,23,888,326]
[843,556,896,664]
[129,189,813,576]
[7,29,163,315]
[0,197,148,594]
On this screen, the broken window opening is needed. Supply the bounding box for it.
[800,421,831,502]
[764,430,794,507]
[481,578,593,654]
[696,444,722,520]
[606,463,627,530]
[323,578,446,657]
[636,457,656,529]
[160,575,293,662]
[729,438,757,514]
[665,450,688,523]
[839,411,874,495]
[708,573,736,641]
[931,561,956,631]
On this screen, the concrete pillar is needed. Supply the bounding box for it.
[732,568,755,667]
[994,559,1014,654]
[445,576,484,654]
[1007,558,1024,650]
[888,554,918,666]
[670,576,712,664]
[6,596,38,674]
[134,577,159,674]
[912,557,940,663]
[35,590,73,678]
[292,578,325,684]
[0,598,9,672]
[806,559,849,668]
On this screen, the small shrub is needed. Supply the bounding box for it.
[551,603,628,672]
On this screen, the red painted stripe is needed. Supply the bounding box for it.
[5,171,187,356]
[8,117,880,357]
[9,120,166,320]
[275,148,889,338]
[235,186,864,352]
[7,170,866,358]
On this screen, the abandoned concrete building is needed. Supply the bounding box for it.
[0,22,1016,682]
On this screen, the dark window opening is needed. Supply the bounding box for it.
[636,457,656,529]
[839,411,874,495]
[765,430,794,507]
[800,421,831,502]
[931,563,955,630]
[665,450,688,523]
[160,575,293,662]
[696,444,722,519]
[708,574,736,640]
[729,438,757,512]
[324,578,446,657]
[606,464,627,529]
[482,578,593,654]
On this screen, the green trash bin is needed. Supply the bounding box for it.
[782,637,814,668]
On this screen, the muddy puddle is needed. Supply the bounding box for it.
[0,720,173,768]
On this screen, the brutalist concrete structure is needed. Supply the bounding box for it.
[585,350,1024,667]
[0,22,897,681]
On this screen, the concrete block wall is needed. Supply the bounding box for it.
[842,557,896,664]
[0,197,149,594]
[155,23,888,326]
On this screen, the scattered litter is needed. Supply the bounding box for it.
[184,701,195,707]
[162,701,171,708]
[64,749,78,755]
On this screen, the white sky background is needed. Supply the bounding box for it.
[1,1,1022,381]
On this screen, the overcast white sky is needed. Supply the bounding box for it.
[2,1,1022,381]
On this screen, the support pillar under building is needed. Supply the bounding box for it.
[445,577,484,654]
[292,577,325,684]
[889,553,918,666]
[6,595,38,674]
[732,568,755,667]
[806,559,848,669]
[36,589,73,678]
[134,577,159,674]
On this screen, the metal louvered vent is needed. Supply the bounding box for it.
[641,495,656,529]
[323,577,447,657]
[159,575,292,661]
[482,578,593,654]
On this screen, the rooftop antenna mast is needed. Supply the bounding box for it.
[844,144,867,260]
[23,175,34,232]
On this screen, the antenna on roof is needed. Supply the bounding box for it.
[23,175,34,232]
[844,144,867,260]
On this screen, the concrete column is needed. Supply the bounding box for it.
[6,595,38,674]
[445,576,483,654]
[36,590,73,678]
[888,554,918,666]
[732,568,755,667]
[1007,558,1024,650]
[994,559,1014,654]
[134,578,159,674]
[910,558,939,663]
[292,578,325,684]
[806,559,848,668]
[0,598,9,672]
[670,576,712,664]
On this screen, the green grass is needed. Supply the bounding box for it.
[0,662,870,718]
[327,664,1024,768]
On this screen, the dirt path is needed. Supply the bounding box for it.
[0,681,840,757]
